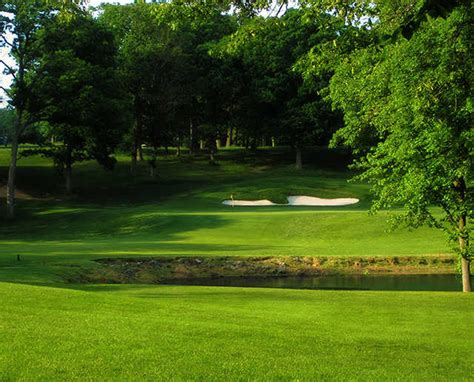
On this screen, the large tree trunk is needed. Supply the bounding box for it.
[232,127,237,146]
[149,146,157,178]
[130,121,139,174]
[130,149,137,173]
[189,120,193,150]
[250,137,257,151]
[456,177,471,292]
[5,36,29,219]
[295,148,302,170]
[461,257,471,293]
[208,139,217,164]
[131,103,144,171]
[6,131,19,219]
[226,127,232,148]
[189,119,199,154]
[459,214,471,292]
[176,136,181,157]
[65,164,72,193]
[65,147,73,193]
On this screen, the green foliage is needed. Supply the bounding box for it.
[329,4,473,260]
[100,1,237,158]
[215,9,343,151]
[0,108,14,142]
[28,14,131,174]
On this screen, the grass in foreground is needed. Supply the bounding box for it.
[0,282,473,381]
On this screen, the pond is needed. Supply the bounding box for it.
[163,274,470,292]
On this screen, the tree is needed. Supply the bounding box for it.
[0,0,81,218]
[100,2,170,171]
[328,2,473,291]
[27,13,130,192]
[216,8,342,166]
[100,1,237,168]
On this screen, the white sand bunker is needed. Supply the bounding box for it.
[287,196,359,206]
[222,199,276,206]
[222,195,359,207]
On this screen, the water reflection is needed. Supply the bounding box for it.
[163,274,470,291]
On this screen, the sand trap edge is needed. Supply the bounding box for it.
[222,199,276,206]
[222,195,359,207]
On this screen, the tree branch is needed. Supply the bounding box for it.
[0,59,17,81]
[0,34,14,49]
[276,1,286,17]
[19,122,29,136]
[20,114,40,136]
[0,85,12,98]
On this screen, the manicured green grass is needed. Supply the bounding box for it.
[0,282,473,381]
[0,146,450,283]
[0,147,472,381]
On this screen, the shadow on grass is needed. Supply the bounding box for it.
[0,208,237,243]
[0,146,358,205]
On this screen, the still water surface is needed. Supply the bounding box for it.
[164,274,470,291]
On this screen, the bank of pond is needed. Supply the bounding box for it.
[66,255,472,291]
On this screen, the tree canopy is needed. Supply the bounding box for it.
[25,13,130,192]
[326,1,473,291]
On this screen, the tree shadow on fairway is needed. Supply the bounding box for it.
[1,147,356,204]
[0,161,214,205]
[0,207,234,243]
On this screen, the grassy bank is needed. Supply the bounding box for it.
[74,255,457,284]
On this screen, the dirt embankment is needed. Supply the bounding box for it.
[68,255,456,284]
